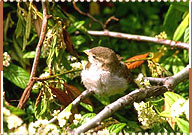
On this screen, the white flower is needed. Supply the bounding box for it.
[171,99,186,118]
[70,62,82,70]
[44,124,59,135]
[7,114,23,129]
[11,124,28,135]
[3,107,11,116]
[74,114,82,120]
[136,73,144,82]
[3,52,11,67]
[81,60,88,70]
[58,119,67,127]
[134,101,165,128]
[39,72,50,78]
[28,122,37,135]
[58,111,72,120]
[73,119,79,125]
[53,110,60,116]
[3,60,10,67]
[183,99,189,120]
[97,129,109,135]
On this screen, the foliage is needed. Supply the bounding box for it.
[3,1,189,134]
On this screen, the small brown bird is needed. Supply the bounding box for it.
[81,46,131,96]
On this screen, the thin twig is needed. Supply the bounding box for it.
[32,69,82,82]
[73,65,189,134]
[87,30,189,50]
[104,16,119,29]
[18,2,49,109]
[72,1,104,29]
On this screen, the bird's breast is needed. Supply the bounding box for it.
[81,66,128,96]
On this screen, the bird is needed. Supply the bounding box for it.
[81,46,132,97]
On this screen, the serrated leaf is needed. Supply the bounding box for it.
[3,64,30,89]
[184,27,189,43]
[80,102,93,112]
[175,118,189,133]
[79,113,96,125]
[173,13,189,41]
[183,50,189,64]
[107,123,126,133]
[164,92,185,107]
[23,51,36,58]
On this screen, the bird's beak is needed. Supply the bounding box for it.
[84,49,90,56]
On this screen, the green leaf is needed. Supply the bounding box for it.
[94,94,110,106]
[4,102,26,116]
[159,110,171,117]
[80,102,93,112]
[164,92,185,107]
[71,35,86,47]
[172,2,189,12]
[183,27,189,43]
[67,21,85,34]
[175,118,189,133]
[3,64,30,89]
[15,16,23,39]
[23,2,32,50]
[23,51,36,58]
[107,123,126,133]
[172,56,184,74]
[163,5,183,38]
[63,103,73,113]
[183,50,189,64]
[79,113,96,125]
[173,13,189,41]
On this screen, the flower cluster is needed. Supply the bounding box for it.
[58,111,72,127]
[42,21,66,58]
[73,114,82,126]
[171,98,189,120]
[155,31,167,39]
[28,120,59,135]
[134,101,165,129]
[3,52,11,67]
[3,107,28,135]
[135,73,151,88]
[60,58,87,79]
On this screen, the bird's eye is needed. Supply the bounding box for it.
[92,55,96,59]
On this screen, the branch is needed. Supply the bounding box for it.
[73,65,189,134]
[18,2,49,109]
[144,65,189,89]
[87,30,189,50]
[73,86,167,134]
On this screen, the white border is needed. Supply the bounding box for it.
[1,71,3,134]
[190,1,191,68]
